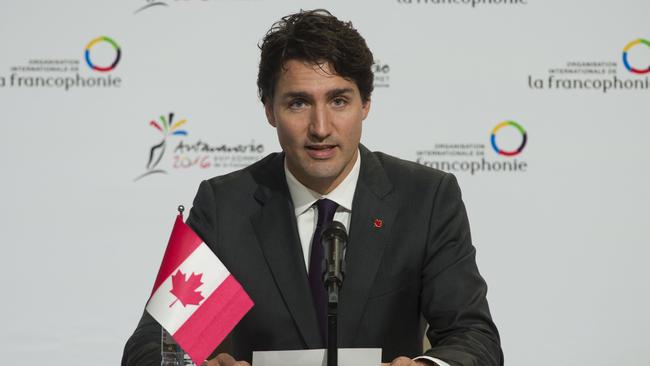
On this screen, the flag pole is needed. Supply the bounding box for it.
[178,205,185,219]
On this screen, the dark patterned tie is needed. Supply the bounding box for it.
[308,198,339,342]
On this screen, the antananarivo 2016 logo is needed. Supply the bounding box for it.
[133,0,257,14]
[135,112,189,182]
[134,112,267,182]
[0,35,122,90]
[416,121,529,175]
[373,60,391,88]
[134,0,168,14]
[527,38,650,92]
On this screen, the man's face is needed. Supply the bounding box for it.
[265,59,371,194]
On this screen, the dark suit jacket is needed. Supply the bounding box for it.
[122,145,503,366]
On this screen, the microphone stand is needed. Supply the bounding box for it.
[327,281,340,366]
[323,221,347,366]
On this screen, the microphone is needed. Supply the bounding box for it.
[322,220,348,302]
[322,221,347,364]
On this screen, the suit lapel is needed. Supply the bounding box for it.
[250,154,323,348]
[339,146,396,345]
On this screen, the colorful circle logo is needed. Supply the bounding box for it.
[622,39,650,75]
[85,36,121,72]
[491,121,527,156]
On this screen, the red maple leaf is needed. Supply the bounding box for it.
[169,269,205,308]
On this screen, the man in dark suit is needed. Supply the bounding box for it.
[123,9,502,366]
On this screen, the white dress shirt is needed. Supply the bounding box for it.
[283,151,450,366]
[284,153,359,269]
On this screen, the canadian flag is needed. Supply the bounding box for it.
[146,213,254,366]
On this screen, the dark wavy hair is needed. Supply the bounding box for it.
[257,9,374,104]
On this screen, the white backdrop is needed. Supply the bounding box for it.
[1,1,649,365]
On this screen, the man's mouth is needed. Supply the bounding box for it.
[305,144,337,159]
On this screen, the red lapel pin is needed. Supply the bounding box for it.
[374,219,383,228]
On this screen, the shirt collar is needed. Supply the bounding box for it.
[284,150,361,216]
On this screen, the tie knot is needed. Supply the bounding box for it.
[316,198,339,227]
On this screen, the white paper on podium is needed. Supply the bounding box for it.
[252,348,382,366]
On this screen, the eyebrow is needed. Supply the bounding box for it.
[279,88,355,101]
[326,88,354,99]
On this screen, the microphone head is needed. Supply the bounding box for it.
[323,220,348,243]
[322,220,347,290]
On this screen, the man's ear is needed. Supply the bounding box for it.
[264,102,276,127]
[361,98,371,121]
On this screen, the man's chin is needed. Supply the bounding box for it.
[303,167,342,182]
[292,164,344,186]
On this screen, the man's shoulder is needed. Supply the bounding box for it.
[200,151,283,195]
[367,149,449,183]
[360,147,460,204]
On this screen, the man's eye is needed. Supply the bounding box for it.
[332,98,347,107]
[289,99,307,109]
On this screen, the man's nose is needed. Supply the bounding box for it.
[308,104,332,139]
